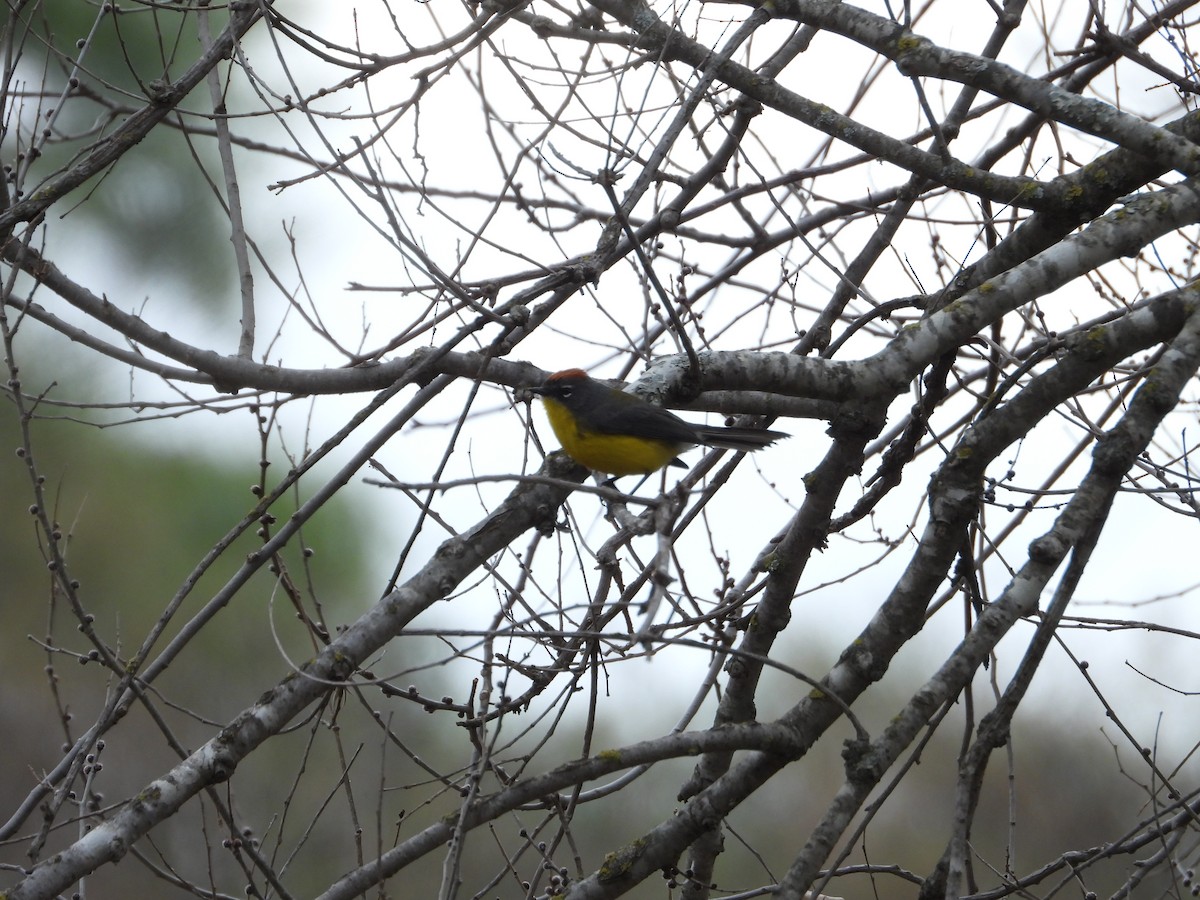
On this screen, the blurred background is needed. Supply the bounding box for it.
[3,1,1200,898]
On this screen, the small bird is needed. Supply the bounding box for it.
[530,368,788,476]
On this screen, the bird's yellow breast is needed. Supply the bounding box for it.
[541,397,684,476]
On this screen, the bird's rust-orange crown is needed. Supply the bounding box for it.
[546,368,588,382]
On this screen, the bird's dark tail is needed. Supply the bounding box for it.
[693,426,788,452]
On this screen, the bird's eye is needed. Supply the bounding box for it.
[559,386,573,398]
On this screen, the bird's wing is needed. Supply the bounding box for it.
[591,393,700,444]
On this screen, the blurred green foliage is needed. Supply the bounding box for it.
[0,396,376,708]
[9,0,241,303]
[0,390,386,893]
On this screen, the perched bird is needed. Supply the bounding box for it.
[530,368,788,476]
